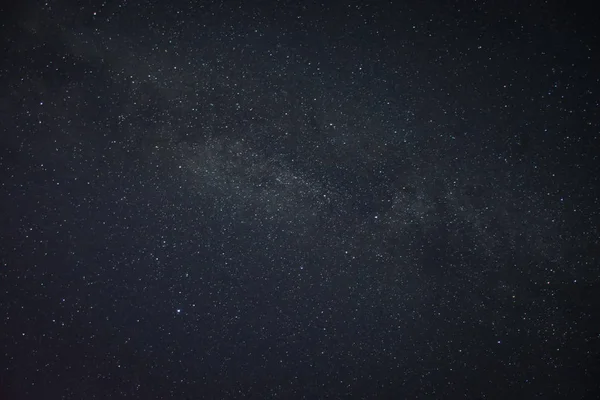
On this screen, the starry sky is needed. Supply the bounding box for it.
[1,0,599,398]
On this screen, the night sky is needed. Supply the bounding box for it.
[1,0,599,398]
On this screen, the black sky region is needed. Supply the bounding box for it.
[1,0,600,399]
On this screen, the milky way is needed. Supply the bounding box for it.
[1,0,599,398]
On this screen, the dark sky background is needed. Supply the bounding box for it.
[1,0,599,398]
